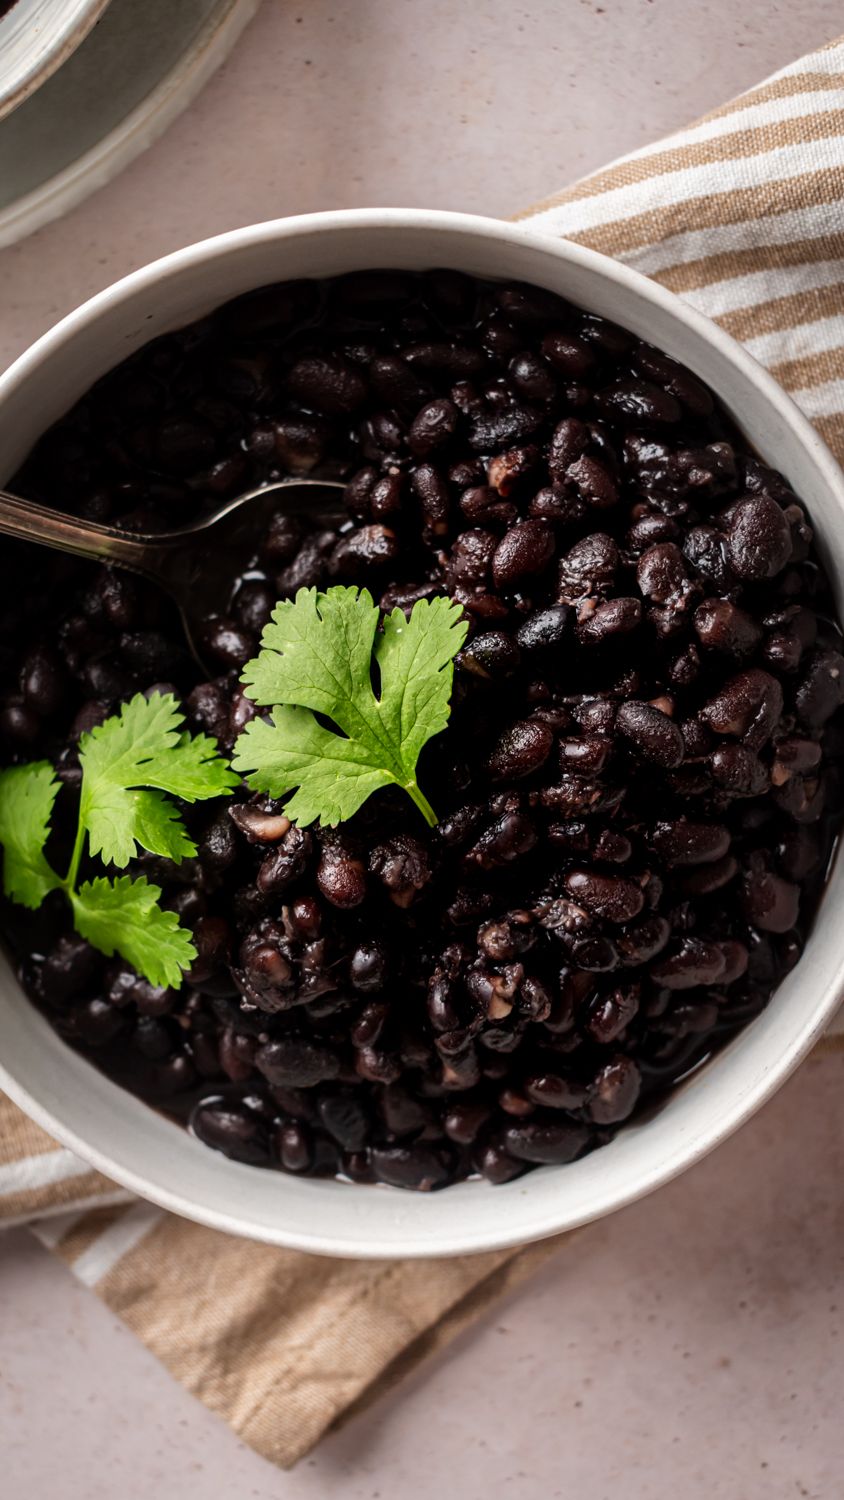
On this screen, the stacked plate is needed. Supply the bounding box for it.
[0,0,260,247]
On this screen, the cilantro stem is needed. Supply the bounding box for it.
[404,780,438,828]
[63,814,86,896]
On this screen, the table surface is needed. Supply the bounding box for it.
[2,2,844,1495]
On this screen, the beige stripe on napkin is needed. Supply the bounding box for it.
[3,30,844,1470]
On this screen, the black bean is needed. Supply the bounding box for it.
[627,514,680,553]
[0,700,40,745]
[523,1072,589,1109]
[272,414,328,473]
[558,533,619,599]
[720,941,749,985]
[459,630,521,680]
[255,1038,341,1087]
[702,669,783,750]
[499,1087,534,1117]
[492,519,555,589]
[229,802,291,844]
[371,1144,453,1190]
[316,834,367,908]
[403,341,484,377]
[331,523,399,576]
[585,985,641,1044]
[202,618,256,671]
[276,1121,314,1173]
[369,354,431,414]
[683,526,734,591]
[191,1100,270,1164]
[795,650,844,728]
[289,895,323,941]
[564,870,645,924]
[728,494,792,579]
[459,484,516,526]
[407,463,449,540]
[571,935,620,971]
[381,1084,431,1137]
[515,606,572,653]
[509,351,557,402]
[356,1045,402,1085]
[616,915,671,965]
[476,1144,527,1184]
[763,629,802,674]
[486,720,554,781]
[708,744,770,797]
[503,1121,591,1164]
[257,825,313,894]
[36,936,100,1008]
[318,1090,371,1151]
[694,599,762,657]
[407,398,458,456]
[132,1015,177,1061]
[495,281,573,326]
[541,332,596,378]
[775,825,823,880]
[370,834,431,906]
[446,528,496,588]
[616,701,684,766]
[650,938,727,990]
[71,997,125,1046]
[153,416,216,475]
[186,915,231,988]
[567,455,619,511]
[598,378,682,427]
[650,819,730,866]
[681,856,738,897]
[636,543,688,604]
[465,811,538,868]
[740,869,800,933]
[20,646,67,716]
[468,403,543,451]
[587,1055,641,1123]
[349,940,389,992]
[577,597,642,645]
[234,579,276,635]
[218,1028,256,1082]
[487,443,541,496]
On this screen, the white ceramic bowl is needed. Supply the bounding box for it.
[0,0,111,120]
[0,209,842,1258]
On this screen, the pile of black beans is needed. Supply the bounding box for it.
[1,268,843,1191]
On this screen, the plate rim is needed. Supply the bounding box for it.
[0,0,261,248]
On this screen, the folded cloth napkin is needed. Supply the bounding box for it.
[3,32,844,1470]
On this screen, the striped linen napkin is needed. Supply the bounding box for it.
[3,32,844,1470]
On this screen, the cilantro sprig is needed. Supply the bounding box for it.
[232,586,468,827]
[0,590,467,987]
[0,693,238,988]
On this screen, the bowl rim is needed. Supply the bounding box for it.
[1,206,843,1257]
[0,0,112,122]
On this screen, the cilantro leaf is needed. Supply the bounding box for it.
[0,762,62,909]
[231,706,403,828]
[78,692,239,867]
[233,586,468,826]
[0,692,232,990]
[71,875,196,989]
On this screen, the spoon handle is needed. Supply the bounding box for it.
[0,489,171,578]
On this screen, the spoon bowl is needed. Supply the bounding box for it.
[0,477,347,672]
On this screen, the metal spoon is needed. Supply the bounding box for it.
[0,478,347,672]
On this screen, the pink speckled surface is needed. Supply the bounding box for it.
[2,2,844,1494]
